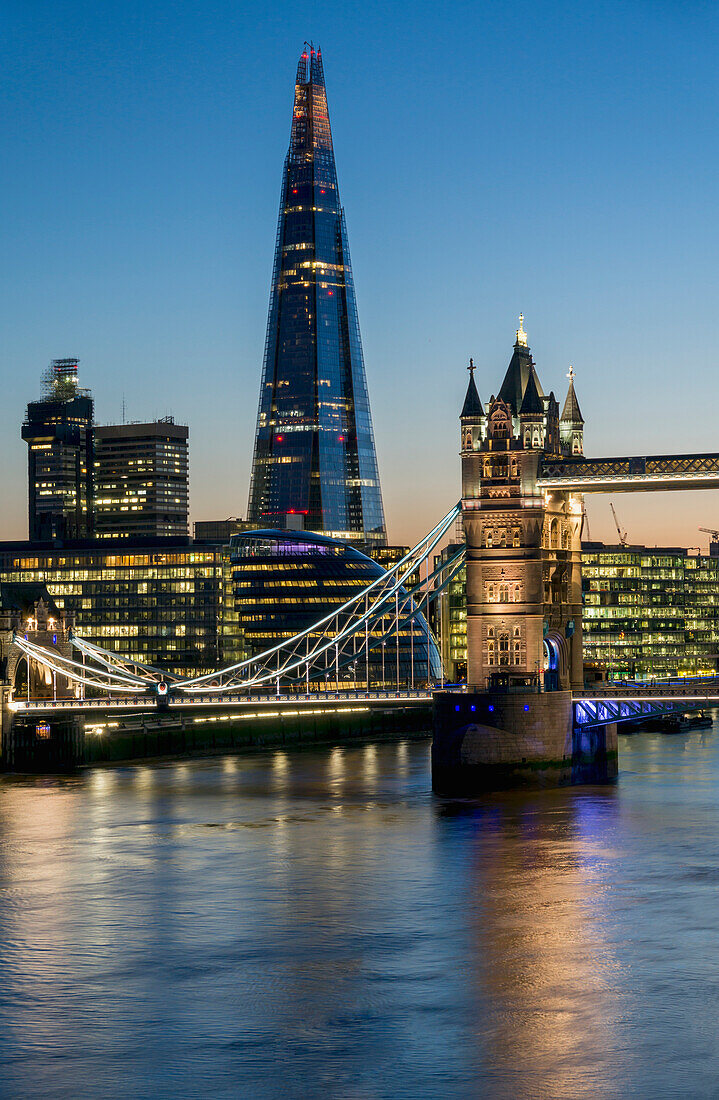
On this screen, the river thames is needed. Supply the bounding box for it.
[1,729,718,1099]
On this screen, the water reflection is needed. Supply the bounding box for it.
[456,791,626,1097]
[0,732,717,1097]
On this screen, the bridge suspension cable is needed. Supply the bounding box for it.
[12,504,464,698]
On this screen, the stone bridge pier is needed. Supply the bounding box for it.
[0,590,80,770]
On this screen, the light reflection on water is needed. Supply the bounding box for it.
[0,730,718,1098]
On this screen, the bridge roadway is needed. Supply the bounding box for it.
[8,689,433,716]
[573,678,719,728]
[10,680,719,730]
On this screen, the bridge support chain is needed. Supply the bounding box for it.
[432,689,617,795]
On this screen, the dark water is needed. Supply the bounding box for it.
[1,730,718,1100]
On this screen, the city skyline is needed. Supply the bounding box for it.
[3,2,719,549]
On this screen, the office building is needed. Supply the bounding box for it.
[194,518,252,543]
[582,543,719,678]
[435,542,719,682]
[94,419,189,539]
[0,539,231,678]
[22,359,94,541]
[229,528,440,686]
[0,529,436,685]
[247,46,386,547]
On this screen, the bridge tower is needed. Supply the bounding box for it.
[433,319,616,793]
[462,320,585,694]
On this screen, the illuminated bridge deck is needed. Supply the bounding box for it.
[10,690,433,716]
[574,679,719,727]
[538,453,719,492]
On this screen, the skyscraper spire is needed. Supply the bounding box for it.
[247,46,386,546]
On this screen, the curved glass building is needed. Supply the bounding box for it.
[247,45,386,548]
[229,529,441,687]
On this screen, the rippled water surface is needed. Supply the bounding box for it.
[1,729,719,1098]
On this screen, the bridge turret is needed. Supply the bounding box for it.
[519,368,545,449]
[560,367,584,455]
[460,358,485,453]
[497,314,541,431]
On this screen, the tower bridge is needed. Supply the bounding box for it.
[433,316,719,793]
[5,317,719,780]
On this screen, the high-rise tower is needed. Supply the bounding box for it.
[22,359,94,542]
[94,419,189,539]
[247,45,386,547]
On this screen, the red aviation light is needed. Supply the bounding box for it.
[338,435,345,442]
[276,434,284,442]
[327,290,333,295]
[292,188,298,194]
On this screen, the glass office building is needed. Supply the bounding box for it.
[0,533,434,686]
[229,529,440,687]
[0,540,231,677]
[94,419,189,539]
[22,360,94,541]
[582,543,719,678]
[435,543,719,682]
[247,46,386,547]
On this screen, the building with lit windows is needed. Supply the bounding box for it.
[0,539,233,677]
[582,543,719,678]
[435,543,719,682]
[432,542,468,683]
[22,359,94,541]
[94,419,189,539]
[229,529,440,687]
[247,45,386,547]
[0,531,431,683]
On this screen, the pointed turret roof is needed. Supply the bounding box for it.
[519,366,544,416]
[460,359,483,418]
[497,314,539,414]
[560,368,584,424]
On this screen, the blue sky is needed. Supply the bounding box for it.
[2,0,719,546]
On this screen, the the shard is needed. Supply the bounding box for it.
[247,45,386,547]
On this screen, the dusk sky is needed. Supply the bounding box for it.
[2,0,719,547]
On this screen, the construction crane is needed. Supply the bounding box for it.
[699,527,719,557]
[610,503,628,546]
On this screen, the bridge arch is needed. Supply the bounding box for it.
[543,631,569,691]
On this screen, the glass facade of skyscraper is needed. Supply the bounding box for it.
[247,46,386,547]
[230,529,440,687]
